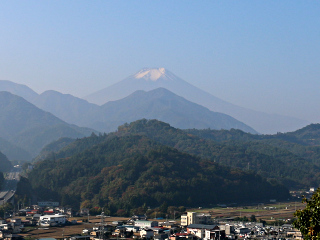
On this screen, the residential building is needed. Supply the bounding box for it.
[187,224,220,239]
[134,220,158,228]
[181,212,213,226]
[39,214,66,227]
[140,229,154,239]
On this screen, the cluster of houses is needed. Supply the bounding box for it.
[0,207,303,240]
[80,212,302,240]
[0,202,73,239]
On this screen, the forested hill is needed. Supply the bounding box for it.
[114,120,320,189]
[39,119,320,190]
[29,134,289,213]
[34,137,76,162]
[186,124,320,167]
[0,151,12,172]
[185,123,320,145]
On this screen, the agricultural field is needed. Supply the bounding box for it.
[189,201,306,222]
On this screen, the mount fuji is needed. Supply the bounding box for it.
[84,68,309,134]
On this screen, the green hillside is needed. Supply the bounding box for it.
[186,125,320,167]
[38,119,320,190]
[29,134,289,213]
[34,137,76,162]
[114,120,320,189]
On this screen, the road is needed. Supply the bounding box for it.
[0,166,21,206]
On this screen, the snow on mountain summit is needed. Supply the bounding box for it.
[134,68,173,81]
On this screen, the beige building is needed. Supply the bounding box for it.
[181,212,213,226]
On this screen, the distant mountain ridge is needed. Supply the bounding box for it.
[0,80,38,102]
[84,68,309,134]
[33,90,100,126]
[0,91,96,160]
[0,67,310,134]
[88,88,257,134]
[0,136,32,161]
[0,80,258,134]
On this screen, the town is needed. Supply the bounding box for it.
[0,200,304,240]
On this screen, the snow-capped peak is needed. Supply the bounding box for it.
[134,68,168,81]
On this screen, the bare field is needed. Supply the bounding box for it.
[20,217,129,239]
[189,201,306,221]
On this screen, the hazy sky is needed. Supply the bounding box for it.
[1,1,319,123]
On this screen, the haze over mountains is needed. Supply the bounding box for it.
[87,88,257,134]
[0,91,95,160]
[0,67,310,146]
[0,77,257,134]
[85,68,309,134]
[0,77,257,161]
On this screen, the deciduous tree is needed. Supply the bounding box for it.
[294,189,320,240]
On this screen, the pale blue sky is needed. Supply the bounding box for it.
[0,1,319,122]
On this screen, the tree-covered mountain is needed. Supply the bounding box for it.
[186,124,320,166]
[29,134,289,212]
[112,120,320,189]
[0,91,96,160]
[185,124,320,145]
[0,151,13,172]
[34,137,76,162]
[39,119,320,190]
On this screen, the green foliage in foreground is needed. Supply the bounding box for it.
[294,188,320,240]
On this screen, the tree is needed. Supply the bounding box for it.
[250,215,257,222]
[294,188,320,240]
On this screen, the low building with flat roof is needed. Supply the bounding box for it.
[134,220,158,228]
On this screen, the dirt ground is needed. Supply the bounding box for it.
[189,201,306,222]
[18,201,305,238]
[19,217,129,239]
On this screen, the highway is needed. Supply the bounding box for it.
[0,166,21,206]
